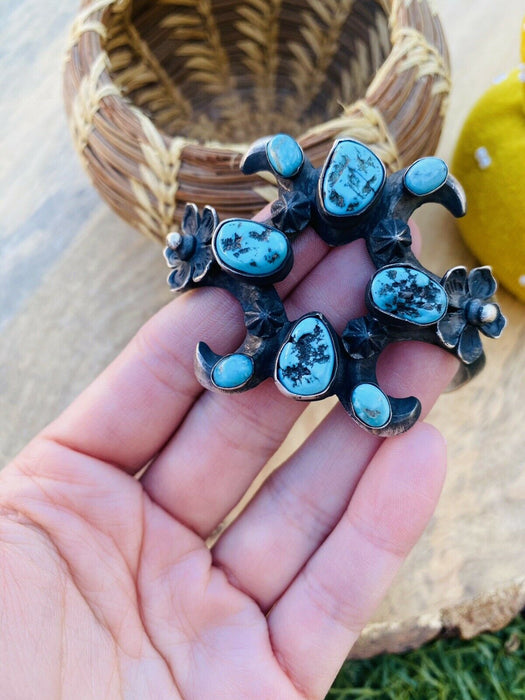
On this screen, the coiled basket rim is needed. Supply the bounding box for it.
[63,0,451,242]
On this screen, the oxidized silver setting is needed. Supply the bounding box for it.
[163,134,507,436]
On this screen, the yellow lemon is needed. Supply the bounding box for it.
[452,67,525,302]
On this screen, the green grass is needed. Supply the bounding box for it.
[328,614,525,700]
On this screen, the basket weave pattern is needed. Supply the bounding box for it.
[64,0,450,242]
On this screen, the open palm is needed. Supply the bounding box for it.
[0,224,456,699]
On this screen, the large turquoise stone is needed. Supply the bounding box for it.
[370,265,447,325]
[321,139,385,216]
[277,316,335,397]
[267,134,304,178]
[404,157,448,196]
[214,219,290,278]
[212,353,254,389]
[352,383,391,428]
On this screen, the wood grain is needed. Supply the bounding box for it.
[0,0,524,659]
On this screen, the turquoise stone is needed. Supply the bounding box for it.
[267,134,304,178]
[321,139,385,216]
[212,353,253,389]
[370,266,447,325]
[352,383,391,428]
[214,219,290,277]
[404,157,448,196]
[277,316,335,397]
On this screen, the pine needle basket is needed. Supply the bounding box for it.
[63,0,451,243]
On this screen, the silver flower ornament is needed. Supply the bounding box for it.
[164,203,218,291]
[437,266,506,364]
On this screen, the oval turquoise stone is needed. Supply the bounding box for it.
[212,354,253,389]
[267,134,304,178]
[370,266,447,325]
[321,139,385,216]
[352,383,391,428]
[404,157,448,196]
[277,316,336,397]
[214,219,290,277]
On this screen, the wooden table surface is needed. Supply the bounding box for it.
[1,0,524,658]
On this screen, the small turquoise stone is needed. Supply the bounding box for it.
[321,139,385,216]
[404,157,448,196]
[267,134,304,178]
[352,383,391,428]
[370,266,447,325]
[277,316,335,397]
[212,354,253,389]
[214,219,290,277]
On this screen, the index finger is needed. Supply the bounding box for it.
[40,225,328,471]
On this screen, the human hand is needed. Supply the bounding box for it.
[0,222,456,699]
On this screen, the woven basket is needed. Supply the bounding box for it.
[63,0,451,243]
